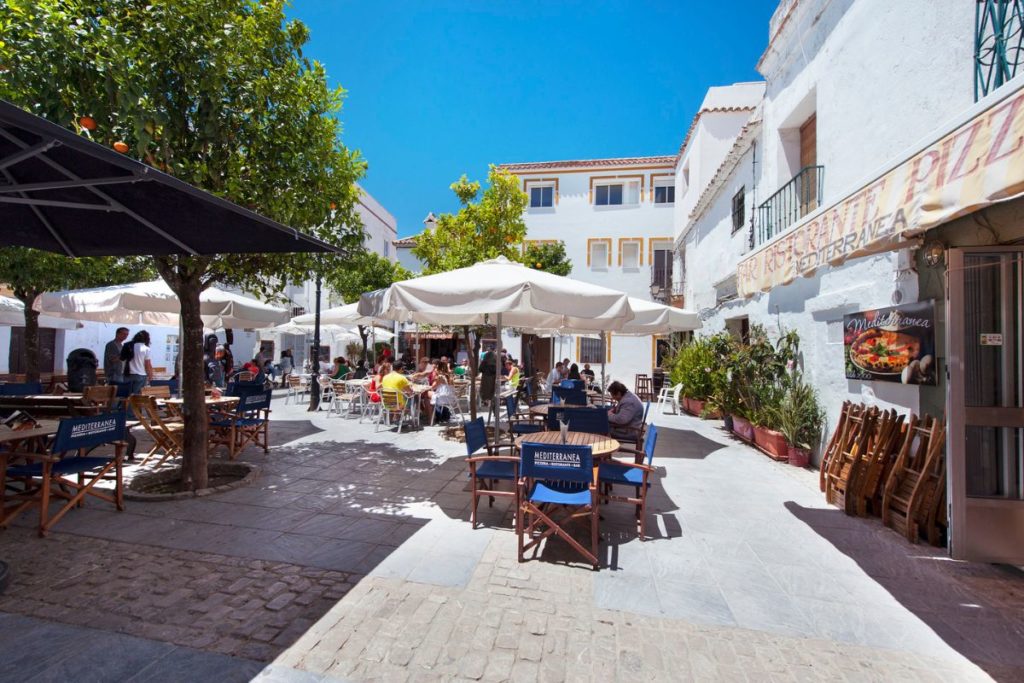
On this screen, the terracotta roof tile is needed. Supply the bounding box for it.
[498,155,675,173]
[392,236,419,247]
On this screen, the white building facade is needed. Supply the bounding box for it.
[495,156,678,387]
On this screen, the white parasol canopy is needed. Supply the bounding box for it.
[34,280,289,329]
[530,297,701,336]
[0,296,82,330]
[357,256,635,330]
[293,302,380,328]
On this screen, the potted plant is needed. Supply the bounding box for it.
[670,336,717,417]
[752,380,789,460]
[778,371,825,468]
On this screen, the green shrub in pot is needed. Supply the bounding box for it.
[777,371,825,450]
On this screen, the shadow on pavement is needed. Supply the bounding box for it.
[786,500,1024,682]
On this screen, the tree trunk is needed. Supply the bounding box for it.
[358,324,369,362]
[18,291,41,382]
[155,258,211,490]
[466,324,480,420]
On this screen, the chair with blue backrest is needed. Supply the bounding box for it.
[1,412,126,536]
[545,405,567,432]
[0,382,43,397]
[464,417,519,528]
[599,424,659,540]
[517,441,600,569]
[562,406,610,435]
[500,394,544,446]
[553,385,586,407]
[150,378,179,397]
[209,389,272,459]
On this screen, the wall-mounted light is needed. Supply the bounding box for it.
[923,240,945,268]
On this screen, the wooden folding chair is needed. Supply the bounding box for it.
[128,395,184,467]
[1,413,127,537]
[518,442,600,569]
[882,415,946,543]
[209,389,272,459]
[464,418,518,528]
[140,385,171,399]
[600,424,659,540]
[819,401,854,492]
[83,385,117,410]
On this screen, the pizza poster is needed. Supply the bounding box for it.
[843,300,937,385]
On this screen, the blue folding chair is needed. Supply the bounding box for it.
[1,412,126,536]
[503,395,544,441]
[562,407,610,435]
[0,382,43,396]
[150,378,179,397]
[599,424,659,540]
[464,418,519,528]
[545,405,567,431]
[518,442,600,569]
[209,389,272,459]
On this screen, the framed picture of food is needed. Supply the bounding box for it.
[844,300,937,385]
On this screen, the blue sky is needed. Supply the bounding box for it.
[291,1,777,236]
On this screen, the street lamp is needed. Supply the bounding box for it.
[649,282,664,303]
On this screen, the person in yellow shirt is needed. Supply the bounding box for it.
[381,361,415,407]
[505,359,520,389]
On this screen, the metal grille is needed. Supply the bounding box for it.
[976,0,1024,102]
[754,165,824,247]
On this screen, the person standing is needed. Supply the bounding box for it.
[122,330,153,394]
[278,349,294,385]
[546,362,564,393]
[104,326,129,385]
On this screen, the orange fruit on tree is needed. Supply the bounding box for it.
[78,116,97,131]
[536,262,543,268]
[330,202,337,210]
[112,141,129,153]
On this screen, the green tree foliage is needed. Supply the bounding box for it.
[411,166,528,275]
[1,0,366,488]
[324,250,411,360]
[523,241,572,276]
[0,249,152,380]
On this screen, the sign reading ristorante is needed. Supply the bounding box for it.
[737,83,1024,296]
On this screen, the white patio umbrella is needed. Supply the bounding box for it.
[34,280,289,329]
[292,302,394,362]
[0,296,82,330]
[358,256,635,422]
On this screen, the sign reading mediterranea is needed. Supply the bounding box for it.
[843,300,937,385]
[738,86,1024,296]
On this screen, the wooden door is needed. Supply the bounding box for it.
[799,114,818,215]
[9,327,56,374]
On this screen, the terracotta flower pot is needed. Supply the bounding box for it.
[753,425,789,461]
[732,415,754,441]
[788,445,811,468]
[683,397,700,416]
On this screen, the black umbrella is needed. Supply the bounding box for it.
[0,99,336,257]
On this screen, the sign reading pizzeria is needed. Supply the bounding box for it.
[844,300,936,385]
[738,80,1024,297]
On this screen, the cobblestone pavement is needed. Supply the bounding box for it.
[1,398,1023,681]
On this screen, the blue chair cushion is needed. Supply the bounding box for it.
[527,481,591,505]
[471,460,516,480]
[7,456,114,478]
[598,462,647,487]
[235,418,266,427]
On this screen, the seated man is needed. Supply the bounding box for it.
[606,380,644,440]
[581,363,596,384]
[409,358,431,382]
[453,359,469,377]
[546,362,564,393]
[381,361,416,407]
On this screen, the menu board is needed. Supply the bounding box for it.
[844,300,936,385]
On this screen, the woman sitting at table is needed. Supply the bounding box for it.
[330,357,350,380]
[278,349,294,386]
[367,362,390,404]
[504,359,521,389]
[567,363,582,382]
[429,362,456,423]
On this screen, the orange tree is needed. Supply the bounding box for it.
[1,0,366,488]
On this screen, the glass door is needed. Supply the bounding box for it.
[947,247,1024,562]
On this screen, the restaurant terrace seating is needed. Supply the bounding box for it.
[517,442,600,569]
[1,412,126,537]
[128,395,184,467]
[209,389,272,459]
[600,424,659,540]
[140,385,172,399]
[464,417,518,529]
[376,388,416,433]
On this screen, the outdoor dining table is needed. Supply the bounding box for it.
[528,403,590,416]
[514,430,619,459]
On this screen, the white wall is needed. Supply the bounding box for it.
[678,0,975,459]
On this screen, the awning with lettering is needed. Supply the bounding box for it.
[737,77,1024,297]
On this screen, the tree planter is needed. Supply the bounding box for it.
[126,462,259,501]
[684,398,721,419]
[753,425,789,461]
[787,446,811,468]
[732,415,754,441]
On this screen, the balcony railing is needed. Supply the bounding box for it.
[976,0,1024,102]
[754,165,824,247]
[651,266,673,290]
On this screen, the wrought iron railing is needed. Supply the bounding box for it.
[754,165,824,247]
[651,266,672,290]
[976,0,1024,102]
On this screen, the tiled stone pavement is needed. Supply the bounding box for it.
[1,397,1023,681]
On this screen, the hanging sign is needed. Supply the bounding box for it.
[738,82,1024,296]
[844,300,937,385]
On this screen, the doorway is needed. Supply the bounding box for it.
[521,334,552,380]
[947,247,1024,562]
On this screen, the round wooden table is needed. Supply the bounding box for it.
[514,430,619,458]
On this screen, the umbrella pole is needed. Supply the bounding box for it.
[601,331,607,402]
[495,313,503,433]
